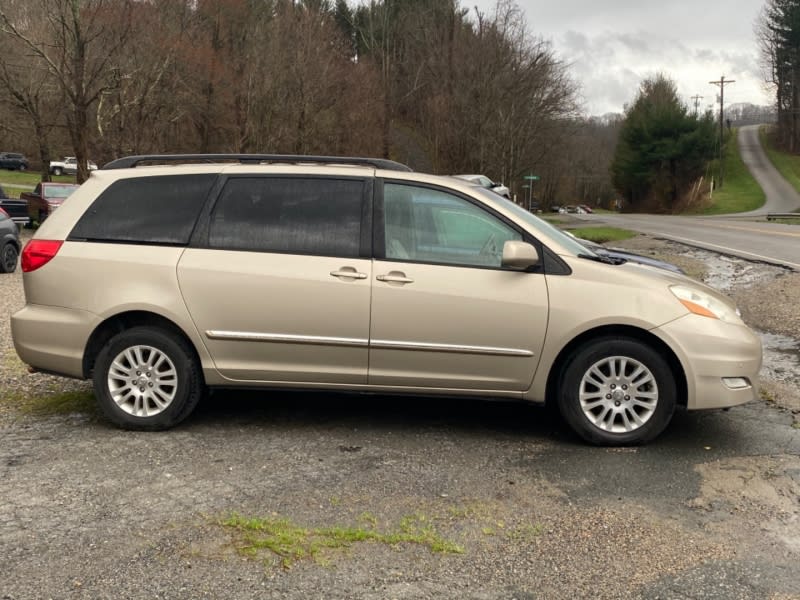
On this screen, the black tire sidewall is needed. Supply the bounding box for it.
[558,338,676,445]
[93,327,202,430]
[0,243,18,273]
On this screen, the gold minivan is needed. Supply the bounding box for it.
[11,155,762,445]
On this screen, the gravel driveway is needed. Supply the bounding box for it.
[1,233,799,600]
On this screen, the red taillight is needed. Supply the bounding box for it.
[21,240,63,272]
[0,207,8,218]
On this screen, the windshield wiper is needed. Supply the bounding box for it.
[577,253,627,266]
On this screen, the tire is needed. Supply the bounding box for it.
[18,164,26,171]
[0,242,18,273]
[92,326,204,430]
[558,337,676,446]
[52,167,62,176]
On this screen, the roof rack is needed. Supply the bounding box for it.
[101,154,412,172]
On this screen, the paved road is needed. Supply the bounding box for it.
[736,124,800,215]
[582,124,800,270]
[583,213,800,270]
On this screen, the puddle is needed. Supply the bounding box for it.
[759,332,800,388]
[681,249,787,292]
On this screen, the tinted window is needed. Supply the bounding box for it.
[384,183,521,268]
[209,177,364,258]
[69,175,215,244]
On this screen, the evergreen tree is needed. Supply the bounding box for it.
[611,75,716,212]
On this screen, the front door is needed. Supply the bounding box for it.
[368,182,549,391]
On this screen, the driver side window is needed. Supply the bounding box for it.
[383,183,521,268]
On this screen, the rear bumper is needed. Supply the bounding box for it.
[655,314,762,410]
[11,304,99,379]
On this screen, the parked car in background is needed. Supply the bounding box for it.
[0,207,20,273]
[0,152,29,171]
[0,185,30,226]
[22,182,80,225]
[578,204,594,214]
[453,174,511,199]
[11,153,761,446]
[49,156,99,176]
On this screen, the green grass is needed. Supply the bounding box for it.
[759,125,800,197]
[223,512,464,569]
[566,227,637,243]
[0,170,77,196]
[1,389,96,417]
[701,129,765,215]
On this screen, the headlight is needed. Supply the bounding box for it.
[670,285,743,324]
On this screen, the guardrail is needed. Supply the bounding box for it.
[766,212,800,220]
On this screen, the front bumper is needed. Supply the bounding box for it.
[655,314,762,410]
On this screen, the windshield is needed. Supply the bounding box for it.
[44,184,79,199]
[472,188,598,257]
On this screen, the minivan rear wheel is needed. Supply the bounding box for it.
[558,337,676,445]
[93,326,204,430]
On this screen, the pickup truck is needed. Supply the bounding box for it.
[22,182,80,224]
[49,156,98,176]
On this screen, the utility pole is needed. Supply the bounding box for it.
[691,94,703,116]
[709,76,735,188]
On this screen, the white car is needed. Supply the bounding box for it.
[49,157,99,176]
[453,174,511,199]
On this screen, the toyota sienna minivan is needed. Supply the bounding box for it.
[11,154,762,445]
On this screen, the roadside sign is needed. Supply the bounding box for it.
[524,175,540,180]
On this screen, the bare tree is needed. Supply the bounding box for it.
[0,0,134,181]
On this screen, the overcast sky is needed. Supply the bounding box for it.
[476,0,772,116]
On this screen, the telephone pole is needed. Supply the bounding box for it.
[709,76,735,188]
[691,94,703,116]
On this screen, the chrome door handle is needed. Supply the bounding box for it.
[376,273,414,284]
[330,269,367,280]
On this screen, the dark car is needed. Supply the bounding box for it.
[0,152,29,171]
[0,207,21,273]
[0,185,30,226]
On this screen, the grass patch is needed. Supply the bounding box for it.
[760,125,800,196]
[223,512,464,569]
[2,389,96,416]
[701,129,765,215]
[566,227,637,243]
[768,217,800,225]
[0,170,77,197]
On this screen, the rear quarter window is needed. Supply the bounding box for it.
[69,175,216,245]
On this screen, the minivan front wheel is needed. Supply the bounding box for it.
[558,338,676,445]
[93,326,204,430]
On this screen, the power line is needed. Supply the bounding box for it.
[709,76,735,188]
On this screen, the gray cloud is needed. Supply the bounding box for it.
[477,0,772,115]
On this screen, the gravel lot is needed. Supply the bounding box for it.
[1,232,799,600]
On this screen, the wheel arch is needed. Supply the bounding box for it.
[544,324,688,409]
[82,310,204,381]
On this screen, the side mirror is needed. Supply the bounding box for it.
[502,241,539,270]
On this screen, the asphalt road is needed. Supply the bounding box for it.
[736,124,800,215]
[586,213,800,270]
[587,124,800,270]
